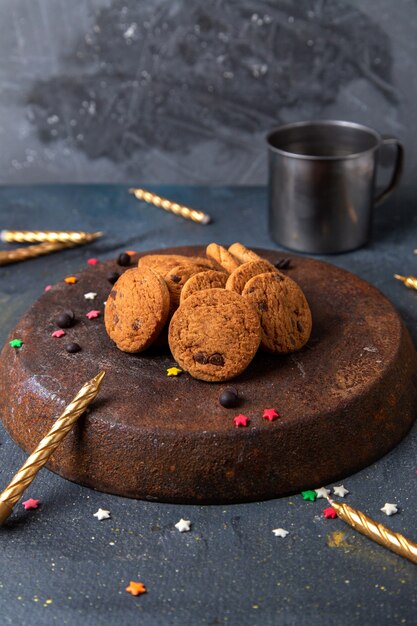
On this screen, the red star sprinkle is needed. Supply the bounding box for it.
[263,408,279,421]
[86,310,100,320]
[22,498,40,510]
[323,507,338,519]
[233,414,249,427]
[44,285,52,292]
[52,329,66,338]
[87,258,98,266]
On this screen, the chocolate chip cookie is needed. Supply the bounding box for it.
[180,270,228,303]
[165,263,211,314]
[139,254,214,276]
[242,272,312,353]
[226,260,282,294]
[104,267,170,352]
[168,288,261,382]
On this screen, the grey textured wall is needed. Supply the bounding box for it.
[0,0,416,185]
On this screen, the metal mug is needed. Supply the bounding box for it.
[267,120,404,253]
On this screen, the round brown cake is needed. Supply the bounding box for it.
[0,246,416,503]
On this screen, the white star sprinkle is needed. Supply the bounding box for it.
[333,485,349,498]
[272,528,289,538]
[84,292,97,300]
[315,487,331,499]
[381,503,398,516]
[175,518,191,532]
[93,508,111,521]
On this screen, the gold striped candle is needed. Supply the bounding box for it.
[328,498,417,565]
[1,230,103,244]
[129,187,212,225]
[0,371,105,525]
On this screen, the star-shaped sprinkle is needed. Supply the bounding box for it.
[333,485,349,498]
[44,285,52,292]
[93,508,111,521]
[64,276,77,284]
[84,292,97,300]
[301,490,317,501]
[22,498,40,510]
[263,408,279,421]
[175,518,191,532]
[87,258,98,266]
[86,310,100,320]
[167,367,182,377]
[233,414,249,427]
[272,528,289,538]
[52,329,65,338]
[126,581,147,596]
[9,339,23,348]
[380,503,398,516]
[323,507,338,519]
[315,487,331,499]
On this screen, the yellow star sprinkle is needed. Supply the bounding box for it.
[167,367,183,377]
[64,276,77,284]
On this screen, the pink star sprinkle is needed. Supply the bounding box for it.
[44,285,52,292]
[52,330,66,338]
[263,408,279,421]
[86,310,100,320]
[22,498,40,510]
[87,258,98,266]
[233,414,249,427]
[323,507,338,519]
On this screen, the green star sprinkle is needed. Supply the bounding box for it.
[301,490,317,502]
[9,339,23,348]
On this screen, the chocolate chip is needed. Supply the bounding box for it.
[131,319,141,330]
[109,290,117,300]
[258,301,268,312]
[209,353,224,366]
[297,320,304,333]
[65,342,81,353]
[117,252,131,267]
[107,271,120,285]
[274,258,292,270]
[219,387,238,408]
[57,312,74,328]
[194,352,208,364]
[171,275,181,284]
[247,287,255,294]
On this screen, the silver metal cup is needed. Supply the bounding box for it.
[267,120,404,253]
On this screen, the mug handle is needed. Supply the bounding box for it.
[374,136,404,206]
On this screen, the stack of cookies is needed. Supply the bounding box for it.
[104,243,312,382]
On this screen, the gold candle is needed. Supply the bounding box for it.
[129,187,212,225]
[0,232,102,267]
[0,371,105,525]
[1,230,103,244]
[394,274,417,291]
[328,498,417,565]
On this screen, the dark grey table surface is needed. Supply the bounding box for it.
[0,185,416,626]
